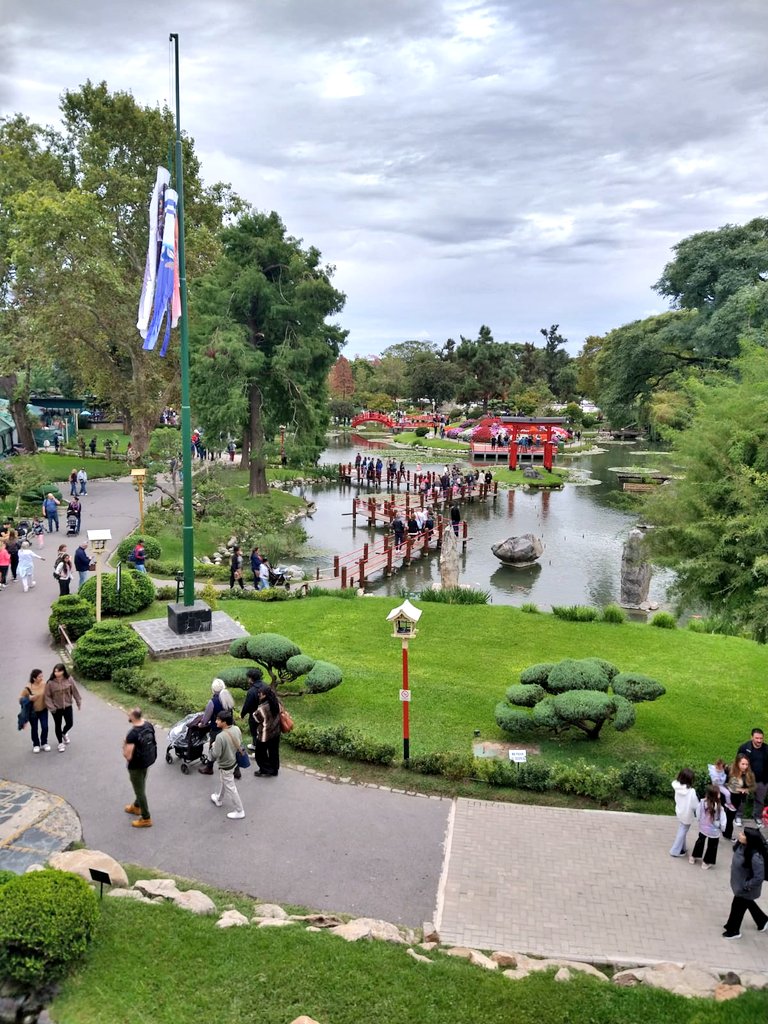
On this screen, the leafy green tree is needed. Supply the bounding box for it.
[455,325,517,412]
[2,83,240,455]
[644,344,768,639]
[191,211,346,494]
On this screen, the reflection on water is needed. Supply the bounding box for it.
[297,438,672,610]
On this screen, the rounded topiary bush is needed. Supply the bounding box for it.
[73,621,147,679]
[217,667,251,691]
[48,595,95,640]
[116,533,162,562]
[519,663,554,686]
[546,658,611,693]
[286,654,316,678]
[0,869,99,987]
[414,426,429,438]
[611,672,666,704]
[79,569,154,615]
[582,657,620,681]
[505,683,545,707]
[495,702,536,734]
[304,660,343,694]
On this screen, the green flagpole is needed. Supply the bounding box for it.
[170,32,195,606]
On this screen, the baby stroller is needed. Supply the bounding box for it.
[269,565,290,589]
[165,712,211,774]
[66,512,80,536]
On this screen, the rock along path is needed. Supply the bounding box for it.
[1,475,766,973]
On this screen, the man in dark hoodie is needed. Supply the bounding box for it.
[240,667,265,752]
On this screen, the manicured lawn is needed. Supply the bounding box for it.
[15,452,129,480]
[51,887,767,1023]
[134,596,768,773]
[395,430,470,451]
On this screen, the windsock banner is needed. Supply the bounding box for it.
[142,188,178,355]
[137,166,170,338]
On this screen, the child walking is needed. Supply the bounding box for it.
[690,785,726,869]
[670,767,698,857]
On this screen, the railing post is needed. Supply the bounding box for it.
[333,555,340,578]
[386,547,393,575]
[363,542,369,560]
[462,520,468,553]
[405,537,412,565]
[358,558,366,587]
[341,566,347,588]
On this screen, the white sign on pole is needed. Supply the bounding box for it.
[399,689,411,702]
[508,749,528,763]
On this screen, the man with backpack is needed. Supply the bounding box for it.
[130,539,146,572]
[123,707,157,828]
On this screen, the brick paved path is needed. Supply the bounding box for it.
[435,799,768,972]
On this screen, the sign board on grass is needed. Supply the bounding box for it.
[508,749,528,763]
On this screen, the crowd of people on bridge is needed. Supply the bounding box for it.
[670,727,768,939]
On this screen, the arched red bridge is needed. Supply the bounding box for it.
[349,411,439,430]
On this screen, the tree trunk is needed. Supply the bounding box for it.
[0,374,36,451]
[248,384,268,495]
[130,411,156,461]
[241,428,251,469]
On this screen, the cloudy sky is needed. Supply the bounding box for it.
[2,0,767,357]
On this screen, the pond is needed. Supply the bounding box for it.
[289,437,673,611]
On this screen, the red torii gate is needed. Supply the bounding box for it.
[505,417,566,471]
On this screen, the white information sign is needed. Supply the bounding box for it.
[508,749,528,763]
[399,689,411,702]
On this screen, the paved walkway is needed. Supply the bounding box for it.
[1,474,766,972]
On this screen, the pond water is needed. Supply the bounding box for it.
[289,437,672,611]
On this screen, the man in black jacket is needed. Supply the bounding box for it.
[240,667,265,752]
[737,728,767,820]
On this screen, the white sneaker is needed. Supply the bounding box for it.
[42,744,51,751]
[58,743,65,752]
[63,735,70,744]
[210,794,222,807]
[32,746,40,753]
[30,580,36,588]
[227,810,245,819]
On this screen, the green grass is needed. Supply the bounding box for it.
[395,431,470,451]
[492,466,567,486]
[13,452,130,480]
[51,889,767,1023]
[128,596,767,774]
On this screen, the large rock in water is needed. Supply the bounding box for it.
[620,527,651,607]
[492,534,543,566]
[439,524,460,588]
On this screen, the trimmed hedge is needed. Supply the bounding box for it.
[518,663,553,686]
[73,622,147,679]
[111,667,192,714]
[304,660,343,694]
[504,683,545,707]
[611,672,667,704]
[79,569,154,615]
[0,869,98,986]
[546,658,611,693]
[283,722,396,765]
[48,595,95,640]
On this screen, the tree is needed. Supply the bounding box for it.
[2,83,240,455]
[539,324,574,399]
[407,350,455,408]
[644,344,768,639]
[495,658,664,740]
[191,211,346,494]
[223,633,343,694]
[455,326,517,412]
[328,355,355,400]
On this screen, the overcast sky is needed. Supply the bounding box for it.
[2,0,767,357]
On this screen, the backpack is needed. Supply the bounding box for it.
[126,548,137,564]
[132,723,157,768]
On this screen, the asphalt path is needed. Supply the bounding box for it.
[1,475,449,924]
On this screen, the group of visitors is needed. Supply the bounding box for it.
[18,664,82,754]
[67,467,88,497]
[53,541,92,595]
[228,545,273,590]
[670,728,768,939]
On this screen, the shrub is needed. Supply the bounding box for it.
[304,660,343,694]
[619,761,667,799]
[581,657,620,681]
[0,869,98,986]
[494,703,536,734]
[419,586,490,605]
[219,587,290,602]
[286,654,316,678]
[216,667,251,691]
[0,871,16,888]
[307,586,358,600]
[230,633,303,684]
[73,622,147,679]
[601,603,626,624]
[111,667,191,713]
[611,671,666,703]
[78,570,154,615]
[199,579,219,610]
[520,602,539,614]
[111,666,143,695]
[519,663,554,686]
[551,605,600,622]
[546,659,611,693]
[515,759,553,792]
[406,751,475,780]
[155,584,178,601]
[283,723,396,765]
[687,618,707,633]
[549,760,622,804]
[651,611,677,629]
[414,426,429,437]
[534,691,634,739]
[504,683,545,707]
[116,534,162,562]
[48,595,95,640]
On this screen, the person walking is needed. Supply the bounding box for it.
[53,545,73,596]
[240,667,265,752]
[68,469,78,497]
[0,540,10,589]
[77,467,88,495]
[30,517,45,548]
[198,679,236,775]
[689,785,727,869]
[17,540,44,592]
[5,530,20,580]
[229,545,244,590]
[253,685,282,778]
[42,493,60,533]
[44,663,82,752]
[89,437,97,456]
[74,541,91,590]
[209,711,246,819]
[67,496,82,534]
[258,557,271,590]
[723,828,768,938]
[19,669,50,753]
[737,728,767,821]
[131,538,147,573]
[670,768,698,857]
[249,546,262,588]
[123,707,156,828]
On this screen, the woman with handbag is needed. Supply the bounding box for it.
[229,545,244,590]
[253,686,282,777]
[208,711,246,820]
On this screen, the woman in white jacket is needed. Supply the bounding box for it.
[670,767,698,857]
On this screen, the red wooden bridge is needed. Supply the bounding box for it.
[349,410,439,431]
